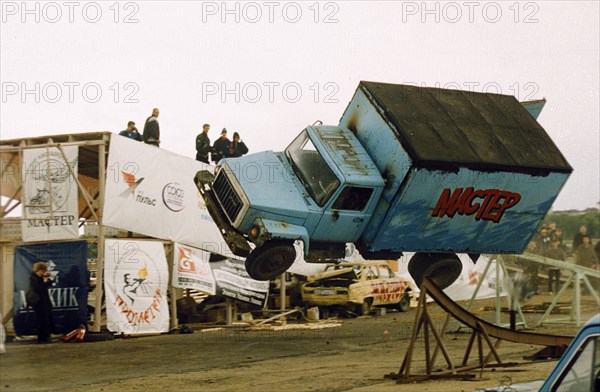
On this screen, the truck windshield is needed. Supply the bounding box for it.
[285,130,340,206]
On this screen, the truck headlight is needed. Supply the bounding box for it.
[249,225,260,239]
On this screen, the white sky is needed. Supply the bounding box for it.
[1,0,598,211]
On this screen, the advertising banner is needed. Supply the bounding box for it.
[172,243,216,294]
[210,258,270,307]
[103,136,233,256]
[172,243,269,306]
[13,241,88,335]
[21,146,79,241]
[104,239,169,335]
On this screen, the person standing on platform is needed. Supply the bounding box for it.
[212,128,230,164]
[228,132,249,158]
[195,123,211,164]
[143,108,160,147]
[119,121,143,141]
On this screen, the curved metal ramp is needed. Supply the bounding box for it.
[421,276,573,347]
[386,276,573,383]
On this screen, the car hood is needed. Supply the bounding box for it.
[307,267,357,282]
[222,151,311,221]
[478,380,543,391]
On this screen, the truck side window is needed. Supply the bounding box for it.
[286,130,340,206]
[332,186,373,211]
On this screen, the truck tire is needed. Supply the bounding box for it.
[408,253,462,290]
[396,291,411,312]
[245,240,296,281]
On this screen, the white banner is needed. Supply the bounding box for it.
[172,243,216,294]
[21,146,79,241]
[172,243,270,306]
[104,239,170,335]
[103,136,234,257]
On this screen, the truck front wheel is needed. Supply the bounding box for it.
[408,253,462,290]
[245,240,297,281]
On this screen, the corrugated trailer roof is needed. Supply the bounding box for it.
[358,81,572,175]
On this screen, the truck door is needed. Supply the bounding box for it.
[312,186,374,242]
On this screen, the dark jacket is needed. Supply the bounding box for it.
[30,272,52,310]
[546,247,565,261]
[229,141,249,158]
[119,129,143,141]
[573,232,585,251]
[212,137,231,163]
[143,116,160,146]
[30,271,54,341]
[576,244,599,268]
[195,132,211,163]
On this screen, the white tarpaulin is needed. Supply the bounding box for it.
[172,243,216,294]
[104,239,170,335]
[103,136,234,256]
[21,146,79,241]
[397,253,505,301]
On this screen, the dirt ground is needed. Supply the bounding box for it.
[1,293,598,392]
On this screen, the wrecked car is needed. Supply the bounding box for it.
[301,261,415,315]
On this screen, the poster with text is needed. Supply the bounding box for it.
[172,243,216,295]
[21,146,79,241]
[210,258,270,307]
[103,136,234,257]
[13,241,88,335]
[104,239,169,335]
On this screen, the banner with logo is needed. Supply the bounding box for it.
[210,257,270,307]
[104,239,169,335]
[21,146,79,241]
[172,243,216,294]
[103,136,233,257]
[13,241,88,335]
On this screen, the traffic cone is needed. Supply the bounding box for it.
[75,327,86,342]
[63,328,79,342]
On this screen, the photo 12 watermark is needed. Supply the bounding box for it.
[200,1,340,24]
[401,81,541,102]
[201,81,340,104]
[1,81,140,104]
[400,1,540,24]
[1,1,140,23]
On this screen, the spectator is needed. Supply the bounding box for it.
[537,227,552,256]
[572,225,587,251]
[143,108,160,147]
[118,121,143,141]
[228,132,249,158]
[546,239,564,293]
[518,240,540,294]
[29,262,54,343]
[551,228,565,250]
[212,128,230,164]
[575,235,599,269]
[195,123,211,164]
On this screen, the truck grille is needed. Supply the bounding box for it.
[213,171,243,224]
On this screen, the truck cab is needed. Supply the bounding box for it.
[196,125,384,281]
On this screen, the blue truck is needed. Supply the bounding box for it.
[195,81,572,286]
